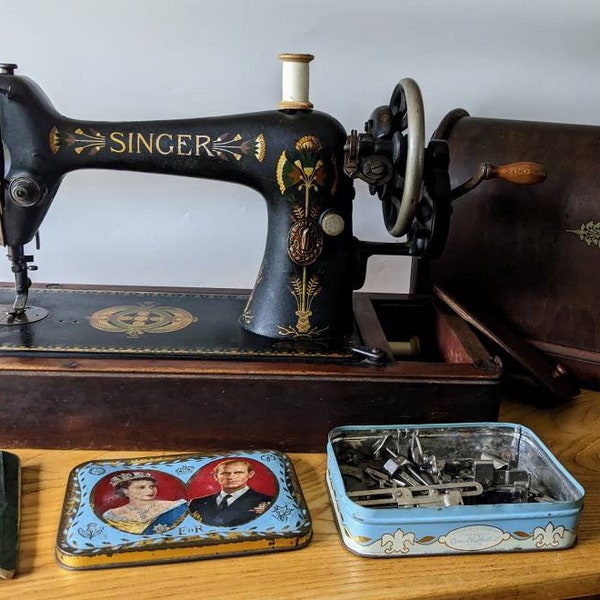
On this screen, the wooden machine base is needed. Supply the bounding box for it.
[0,285,503,452]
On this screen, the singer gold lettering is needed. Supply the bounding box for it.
[107,131,213,156]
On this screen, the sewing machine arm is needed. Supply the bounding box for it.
[1,67,361,338]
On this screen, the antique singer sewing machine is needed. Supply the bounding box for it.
[0,55,571,451]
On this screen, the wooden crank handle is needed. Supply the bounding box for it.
[449,160,547,202]
[483,161,547,185]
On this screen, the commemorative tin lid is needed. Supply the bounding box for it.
[56,450,311,569]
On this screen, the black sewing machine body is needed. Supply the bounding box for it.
[0,58,574,451]
[1,72,364,342]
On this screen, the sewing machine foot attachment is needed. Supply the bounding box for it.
[0,305,48,326]
[0,244,48,325]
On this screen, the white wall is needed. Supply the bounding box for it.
[1,0,598,292]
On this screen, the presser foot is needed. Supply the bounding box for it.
[0,305,48,326]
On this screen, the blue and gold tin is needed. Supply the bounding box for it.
[56,450,311,569]
[327,423,584,557]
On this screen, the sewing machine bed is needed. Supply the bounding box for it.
[0,286,355,361]
[0,284,503,451]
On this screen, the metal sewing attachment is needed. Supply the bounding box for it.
[348,481,484,508]
[332,428,555,508]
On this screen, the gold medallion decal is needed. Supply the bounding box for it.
[89,303,197,338]
[287,218,323,266]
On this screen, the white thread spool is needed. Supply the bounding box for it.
[278,53,314,110]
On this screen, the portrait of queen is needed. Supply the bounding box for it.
[99,470,187,535]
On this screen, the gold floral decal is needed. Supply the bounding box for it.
[275,135,337,338]
[277,272,325,337]
[50,126,106,155]
[276,135,337,196]
[567,221,600,248]
[213,132,266,162]
[49,126,61,154]
[89,303,197,338]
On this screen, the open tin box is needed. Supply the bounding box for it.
[56,450,311,569]
[326,423,584,557]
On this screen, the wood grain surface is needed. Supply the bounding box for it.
[2,390,600,599]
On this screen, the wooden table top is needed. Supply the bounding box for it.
[2,389,600,599]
